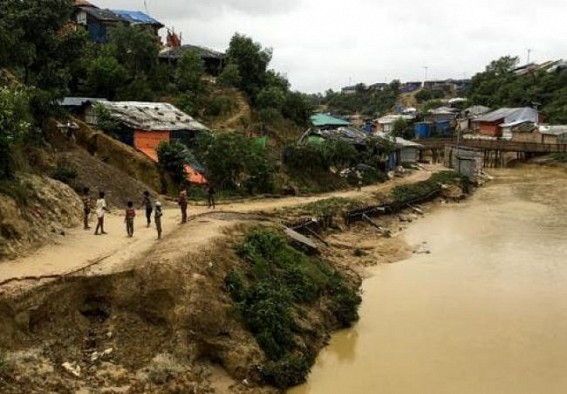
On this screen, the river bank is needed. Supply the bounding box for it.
[0,166,470,393]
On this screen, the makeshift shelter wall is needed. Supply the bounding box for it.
[400,147,419,163]
[134,131,170,150]
[478,122,501,137]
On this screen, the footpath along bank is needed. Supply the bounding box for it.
[0,166,474,393]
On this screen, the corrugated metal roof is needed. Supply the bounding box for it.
[475,107,537,124]
[98,101,209,132]
[110,10,163,27]
[465,105,491,116]
[374,132,423,148]
[376,114,414,124]
[80,6,124,22]
[159,45,225,60]
[310,126,368,143]
[429,106,458,115]
[310,113,351,127]
[539,125,567,135]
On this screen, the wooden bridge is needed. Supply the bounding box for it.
[418,138,567,167]
[419,138,567,154]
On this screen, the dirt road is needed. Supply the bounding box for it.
[0,168,435,294]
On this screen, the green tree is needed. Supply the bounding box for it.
[176,50,206,93]
[226,33,272,100]
[469,56,519,106]
[282,92,313,126]
[0,88,32,179]
[108,25,159,77]
[157,140,192,185]
[256,86,286,111]
[84,56,128,98]
[196,132,274,193]
[217,63,242,88]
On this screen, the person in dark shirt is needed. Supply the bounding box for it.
[207,184,216,209]
[139,191,153,227]
[82,187,91,230]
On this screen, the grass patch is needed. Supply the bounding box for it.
[225,228,361,388]
[550,153,567,163]
[391,170,467,204]
[299,197,364,217]
[0,178,33,205]
[51,159,78,185]
[0,354,13,383]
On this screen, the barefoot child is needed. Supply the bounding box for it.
[125,201,136,237]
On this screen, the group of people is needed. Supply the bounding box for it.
[81,185,216,240]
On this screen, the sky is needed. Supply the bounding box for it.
[96,0,567,93]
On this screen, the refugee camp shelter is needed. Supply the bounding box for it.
[539,125,567,144]
[472,107,540,138]
[159,45,226,76]
[72,1,163,44]
[59,97,108,124]
[96,101,209,183]
[302,126,370,146]
[310,114,351,128]
[375,114,415,133]
[73,3,125,43]
[375,132,423,165]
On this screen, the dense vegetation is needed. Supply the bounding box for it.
[225,228,361,388]
[469,56,567,123]
[315,81,401,117]
[0,0,316,193]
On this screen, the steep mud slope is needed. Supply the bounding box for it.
[0,175,82,260]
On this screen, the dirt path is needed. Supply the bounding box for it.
[0,167,436,294]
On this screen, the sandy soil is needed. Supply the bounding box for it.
[0,167,436,295]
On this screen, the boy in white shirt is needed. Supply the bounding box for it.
[94,191,109,235]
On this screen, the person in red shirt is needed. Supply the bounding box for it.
[125,201,136,237]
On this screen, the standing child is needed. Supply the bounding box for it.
[94,191,109,235]
[82,187,91,230]
[207,184,216,209]
[125,201,136,237]
[139,191,153,227]
[154,201,163,240]
[178,188,188,223]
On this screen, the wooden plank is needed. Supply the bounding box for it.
[284,228,318,250]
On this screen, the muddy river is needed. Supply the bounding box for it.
[291,166,567,394]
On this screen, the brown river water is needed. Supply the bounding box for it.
[290,165,567,394]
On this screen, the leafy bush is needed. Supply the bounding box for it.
[52,159,78,184]
[225,228,361,388]
[217,63,242,88]
[205,95,236,117]
[0,87,32,179]
[157,140,201,186]
[195,132,275,194]
[263,352,313,388]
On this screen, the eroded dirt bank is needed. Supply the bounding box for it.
[0,166,461,393]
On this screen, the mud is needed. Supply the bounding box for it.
[0,167,443,393]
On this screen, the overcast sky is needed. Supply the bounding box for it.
[96,0,567,93]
